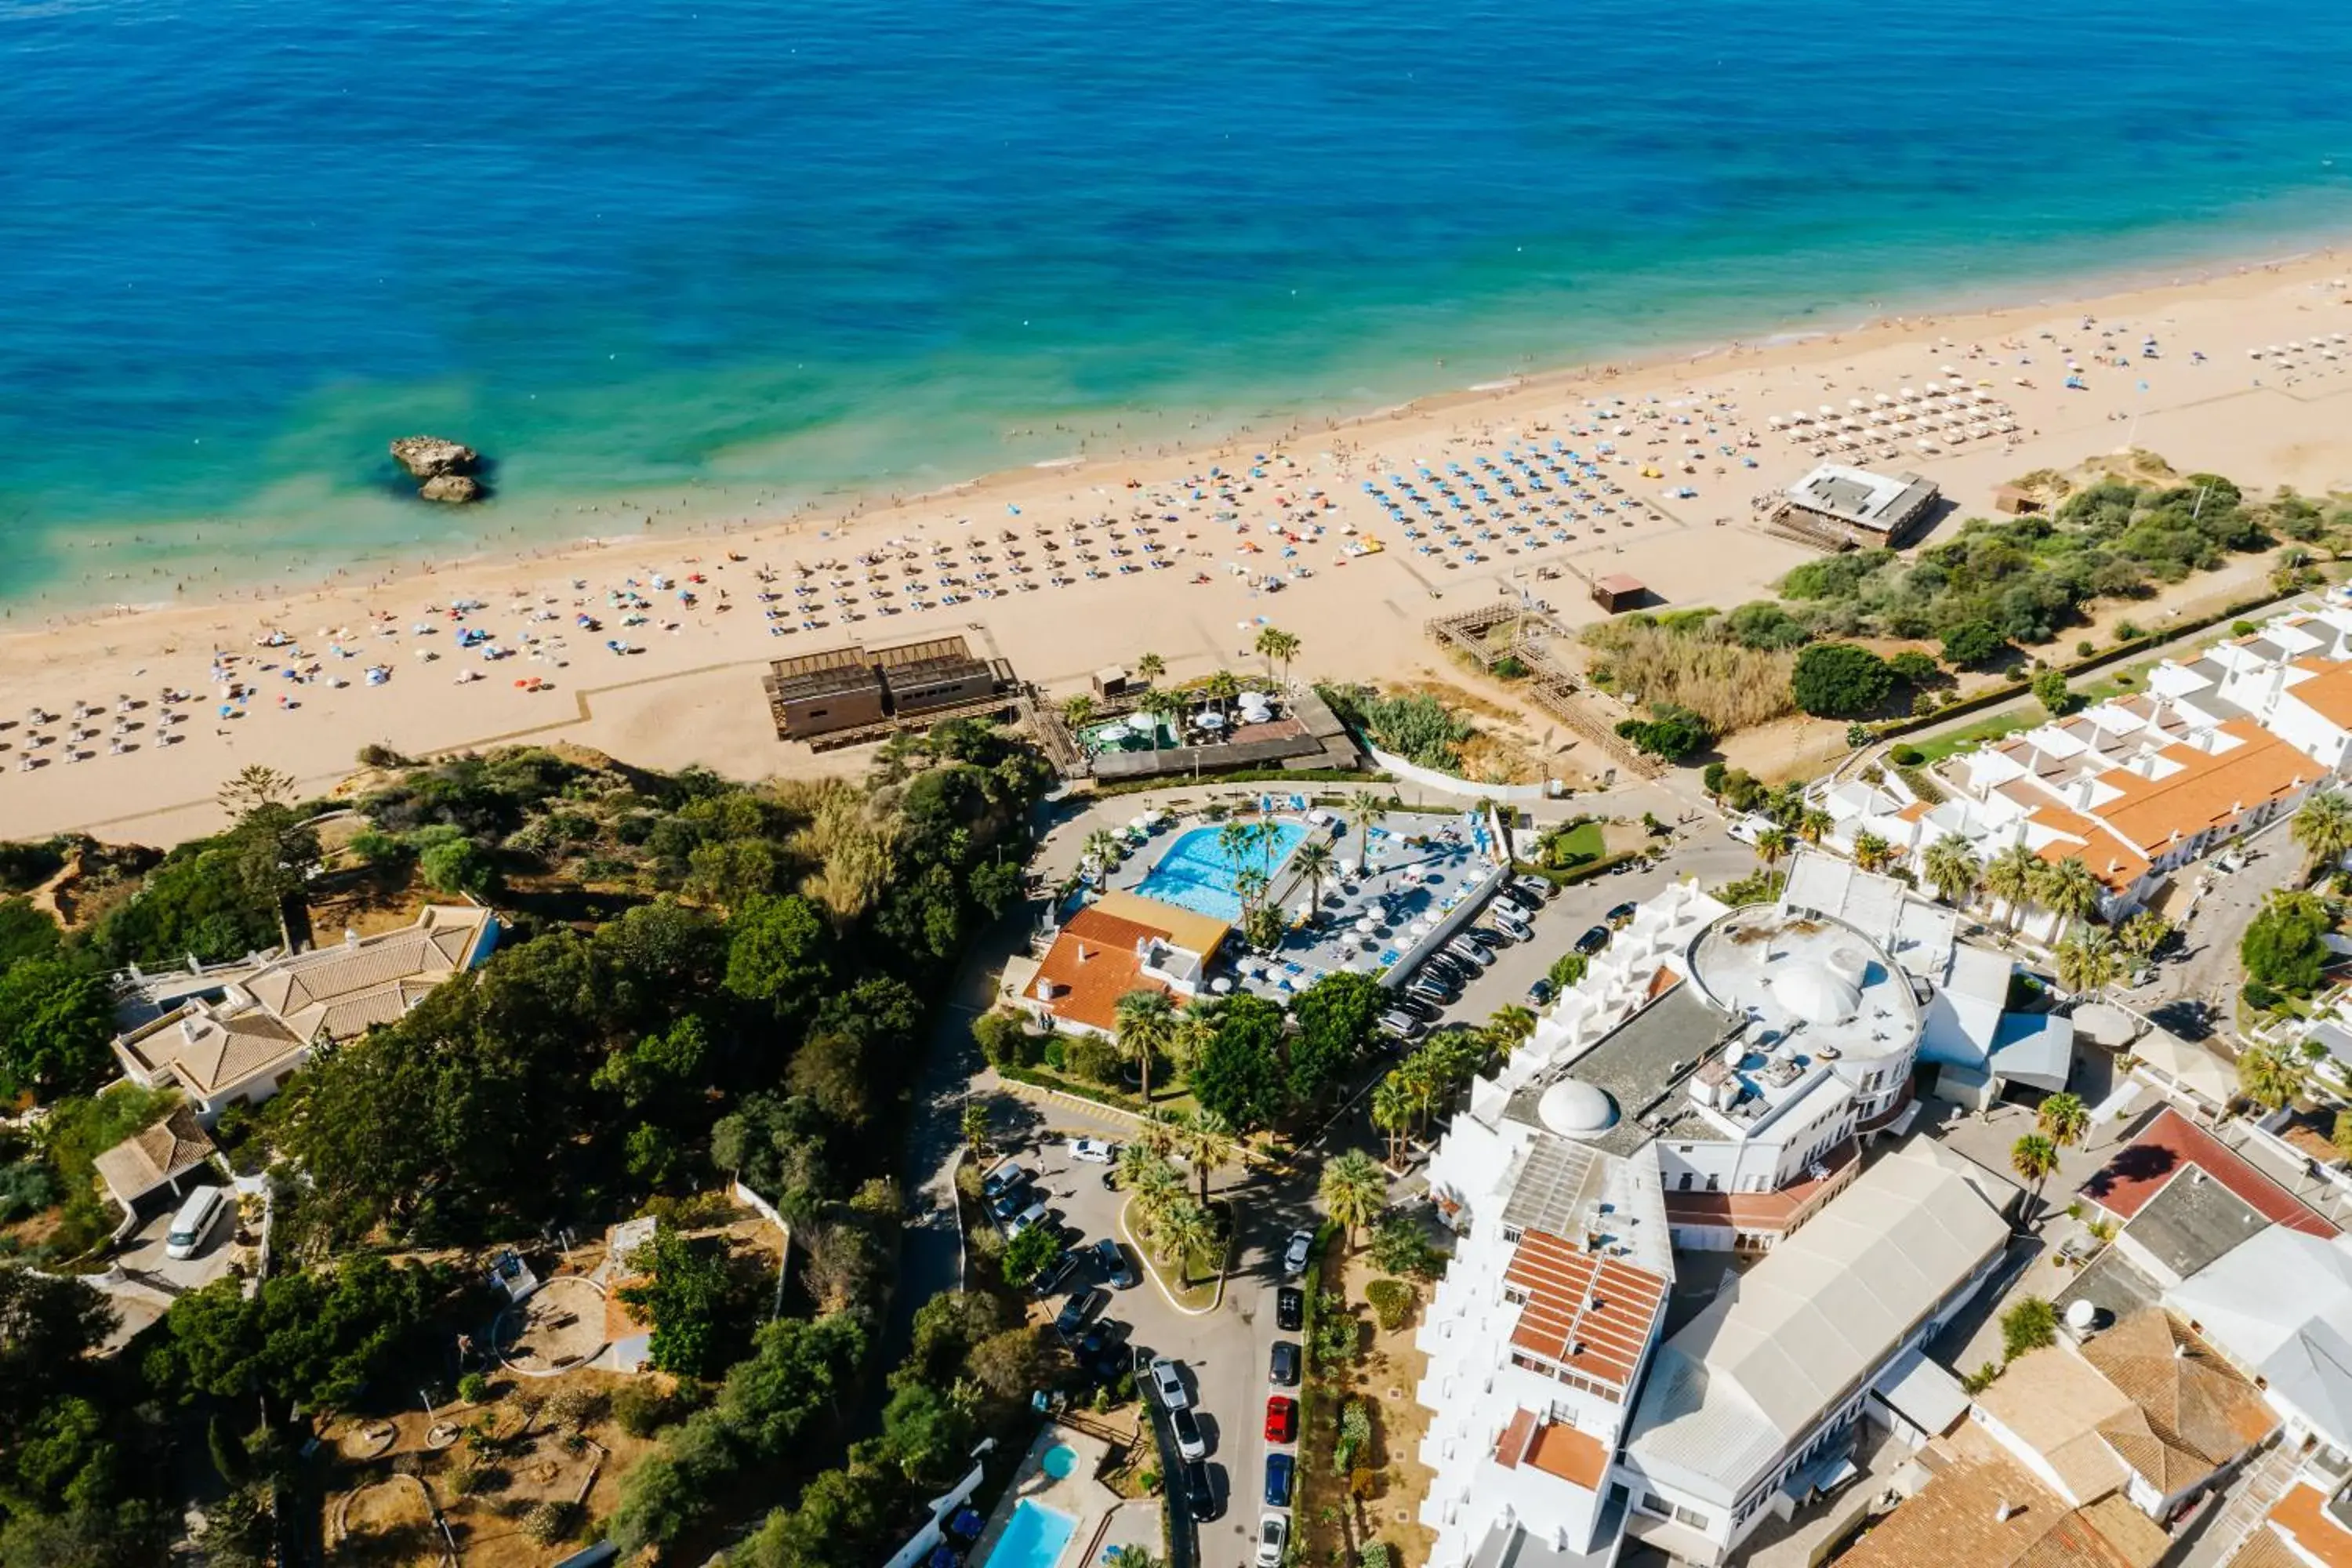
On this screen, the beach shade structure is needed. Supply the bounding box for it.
[1355,916,1379,935]
[1209,977,1232,995]
[1338,859,1360,878]
[1196,710,1225,730]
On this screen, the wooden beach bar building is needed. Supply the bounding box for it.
[764,633,1017,745]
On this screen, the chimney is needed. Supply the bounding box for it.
[1076,942,1094,963]
[1994,1500,2020,1524]
[343,927,361,949]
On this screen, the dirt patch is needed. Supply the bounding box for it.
[496,1275,610,1374]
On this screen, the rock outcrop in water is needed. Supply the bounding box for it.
[390,436,485,503]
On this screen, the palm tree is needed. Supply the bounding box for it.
[1201,669,1241,724]
[1153,1198,1215,1286]
[1172,1109,1239,1206]
[1168,1004,1218,1080]
[1114,989,1178,1104]
[1320,1149,1388,1251]
[1850,830,1893,874]
[2054,928,2118,996]
[1984,842,2043,935]
[2036,857,2104,936]
[1107,1547,1161,1568]
[1255,626,1302,688]
[1137,688,1183,754]
[1349,790,1388,874]
[2118,910,2172,961]
[2010,1133,2060,1218]
[1062,692,1097,731]
[2237,1040,2301,1112]
[2036,1091,2090,1151]
[1133,1106,1183,1162]
[1755,826,1794,871]
[1115,1139,1171,1195]
[2293,788,2352,880]
[1486,1004,1538,1058]
[1370,1078,1411,1167]
[959,1102,992,1157]
[1289,837,1336,918]
[1134,652,1166,686]
[1083,827,1123,876]
[1396,1060,1439,1137]
[1796,807,1835,846]
[1922,833,1983,909]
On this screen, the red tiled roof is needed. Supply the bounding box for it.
[1031,906,1175,1033]
[1523,1421,1610,1489]
[1661,1137,1858,1231]
[2078,1107,2337,1238]
[2096,721,2311,855]
[2268,1483,2352,1568]
[2288,659,2352,733]
[1503,1230,1668,1396]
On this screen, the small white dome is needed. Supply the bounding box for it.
[1769,963,1861,1025]
[1537,1079,1619,1138]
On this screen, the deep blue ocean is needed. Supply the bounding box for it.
[4,0,2350,607]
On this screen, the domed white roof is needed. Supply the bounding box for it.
[1768,963,1861,1025]
[1537,1078,1619,1138]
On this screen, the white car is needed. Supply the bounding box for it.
[1282,1229,1315,1278]
[1255,1513,1288,1566]
[1070,1136,1120,1164]
[1149,1356,1192,1411]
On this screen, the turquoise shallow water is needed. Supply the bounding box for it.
[4,0,2351,608]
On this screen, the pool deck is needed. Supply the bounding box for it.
[1104,805,1499,999]
[970,1422,1123,1568]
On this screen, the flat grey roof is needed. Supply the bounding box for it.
[1785,463,1939,532]
[2053,1247,2162,1330]
[1504,982,1736,1157]
[2124,1166,2270,1282]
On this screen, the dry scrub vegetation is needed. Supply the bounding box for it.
[1581,621,1795,733]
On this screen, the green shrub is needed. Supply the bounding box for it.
[1940,620,2007,669]
[457,1371,491,1405]
[1791,644,1893,718]
[1889,745,1925,768]
[1365,1279,1415,1332]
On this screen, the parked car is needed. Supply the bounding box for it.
[1095,1236,1137,1289]
[982,1161,1031,1201]
[1171,1404,1207,1461]
[1008,1200,1051,1237]
[1524,977,1555,1007]
[1265,1395,1297,1443]
[1264,1452,1295,1508]
[1575,924,1612,956]
[1376,1011,1426,1043]
[1030,1248,1079,1298]
[1405,978,1456,1010]
[1270,1341,1301,1386]
[1514,873,1560,903]
[1486,912,1530,942]
[1282,1230,1315,1278]
[1276,1287,1304,1332]
[1149,1356,1192,1411]
[1185,1460,1221,1522]
[1424,950,1472,982]
[1390,993,1441,1022]
[1460,926,1506,951]
[1054,1288,1105,1339]
[1606,901,1639,927]
[1255,1514,1288,1566]
[1499,882,1546,913]
[987,1183,1035,1222]
[1069,1136,1119,1164]
[1439,931,1496,968]
[1076,1323,1125,1382]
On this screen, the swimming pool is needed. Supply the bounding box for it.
[1133,820,1309,923]
[985,1498,1079,1568]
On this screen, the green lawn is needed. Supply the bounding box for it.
[1544,821,1607,866]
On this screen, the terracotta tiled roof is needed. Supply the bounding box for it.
[2268,1482,2352,1568]
[1970,1343,2133,1504]
[2078,1108,2338,1238]
[1030,906,1174,1033]
[1502,1229,1667,1396]
[89,1105,216,1203]
[1522,1421,1610,1488]
[2288,659,2352,731]
[2080,1310,2278,1487]
[2228,1523,2321,1568]
[1833,1452,2151,1568]
[2096,721,2311,855]
[1661,1136,1857,1232]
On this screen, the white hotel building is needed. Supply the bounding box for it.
[1414,872,2027,1566]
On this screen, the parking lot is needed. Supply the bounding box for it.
[977,1105,1320,1568]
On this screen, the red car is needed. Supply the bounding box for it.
[1265,1395,1297,1444]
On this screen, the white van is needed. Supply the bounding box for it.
[164,1186,227,1261]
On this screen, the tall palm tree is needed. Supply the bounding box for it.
[2054,928,2118,996]
[1139,688,1184,753]
[2036,857,2103,935]
[1370,1078,1411,1167]
[1319,1149,1388,1251]
[1922,833,1983,909]
[1289,837,1336,918]
[1796,807,1835,846]
[1062,692,1098,731]
[1134,652,1166,686]
[2118,910,2172,961]
[1168,1003,1219,1080]
[1984,842,2043,935]
[1113,989,1178,1104]
[2238,1040,2301,1112]
[1849,830,1893,874]
[1153,1198,1214,1286]
[959,1102,993,1157]
[2010,1133,2060,1218]
[1254,626,1302,689]
[1396,1059,1439,1137]
[1201,669,1241,724]
[2036,1091,2090,1151]
[1133,1106,1184,1162]
[1486,1004,1538,1058]
[1083,827,1123,875]
[1172,1109,1239,1206]
[1349,790,1388,875]
[2293,787,2352,880]
[1755,826,1794,871]
[1115,1139,1172,1196]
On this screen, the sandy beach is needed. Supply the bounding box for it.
[5,249,2350,849]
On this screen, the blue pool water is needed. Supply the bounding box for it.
[1134,822,1311,924]
[986,1498,1079,1568]
[3,0,2351,606]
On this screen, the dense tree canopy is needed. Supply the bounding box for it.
[1790,643,1894,718]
